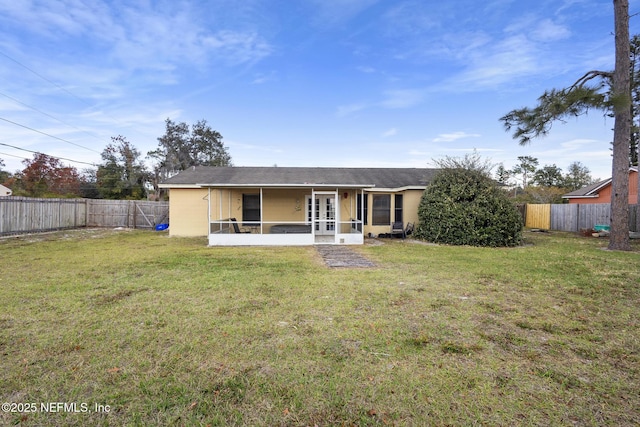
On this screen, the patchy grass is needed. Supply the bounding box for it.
[0,228,638,426]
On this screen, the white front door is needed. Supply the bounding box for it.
[314,195,336,236]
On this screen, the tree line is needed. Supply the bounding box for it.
[0,119,232,199]
[495,156,594,204]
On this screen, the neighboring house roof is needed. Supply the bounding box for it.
[562,178,610,199]
[0,184,12,197]
[562,167,637,199]
[160,166,438,190]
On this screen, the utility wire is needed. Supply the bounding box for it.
[0,150,28,161]
[0,50,96,110]
[0,49,125,127]
[0,116,101,153]
[0,90,110,148]
[0,142,98,166]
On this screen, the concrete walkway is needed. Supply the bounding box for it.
[316,245,376,268]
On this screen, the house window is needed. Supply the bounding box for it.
[394,194,403,223]
[372,194,391,225]
[242,194,260,225]
[306,195,312,224]
[357,193,368,227]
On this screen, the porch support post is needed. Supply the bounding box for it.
[219,189,224,231]
[361,189,365,236]
[334,188,339,244]
[260,187,264,234]
[311,188,316,239]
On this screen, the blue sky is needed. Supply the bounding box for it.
[1,0,639,183]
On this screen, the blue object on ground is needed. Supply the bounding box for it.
[155,223,169,231]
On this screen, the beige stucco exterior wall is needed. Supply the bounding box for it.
[363,189,423,236]
[403,189,423,225]
[339,190,360,222]
[262,189,309,223]
[168,188,209,236]
[168,187,424,238]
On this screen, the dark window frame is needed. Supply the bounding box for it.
[357,193,368,226]
[394,194,403,223]
[372,194,391,226]
[242,194,260,226]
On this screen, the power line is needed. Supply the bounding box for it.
[0,50,95,109]
[0,49,126,127]
[0,142,98,166]
[0,116,101,153]
[0,150,28,161]
[0,90,110,147]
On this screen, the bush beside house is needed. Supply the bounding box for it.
[415,168,523,247]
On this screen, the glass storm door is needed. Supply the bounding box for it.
[314,195,336,235]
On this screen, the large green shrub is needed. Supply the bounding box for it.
[415,168,523,247]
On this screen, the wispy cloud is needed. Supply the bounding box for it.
[309,0,380,26]
[382,1,441,37]
[251,71,277,85]
[337,87,424,116]
[0,1,273,74]
[226,140,284,154]
[382,128,397,137]
[379,4,574,92]
[432,132,481,143]
[530,19,571,42]
[357,66,376,73]
[336,102,368,117]
[441,34,543,90]
[378,89,424,109]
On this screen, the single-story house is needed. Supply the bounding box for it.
[563,167,638,204]
[159,166,437,246]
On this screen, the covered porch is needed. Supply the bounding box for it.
[206,185,370,246]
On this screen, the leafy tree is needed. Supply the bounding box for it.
[494,163,511,186]
[524,186,567,204]
[563,161,594,191]
[501,1,631,250]
[432,150,494,175]
[148,118,232,198]
[415,164,522,247]
[96,136,147,199]
[0,157,9,185]
[533,164,565,187]
[78,168,100,199]
[13,153,82,197]
[511,156,539,188]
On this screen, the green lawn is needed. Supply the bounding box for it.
[0,229,638,426]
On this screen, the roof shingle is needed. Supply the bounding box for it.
[161,166,437,189]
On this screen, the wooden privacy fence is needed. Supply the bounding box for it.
[0,197,169,236]
[524,204,551,229]
[0,197,86,235]
[523,203,640,232]
[86,200,169,229]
